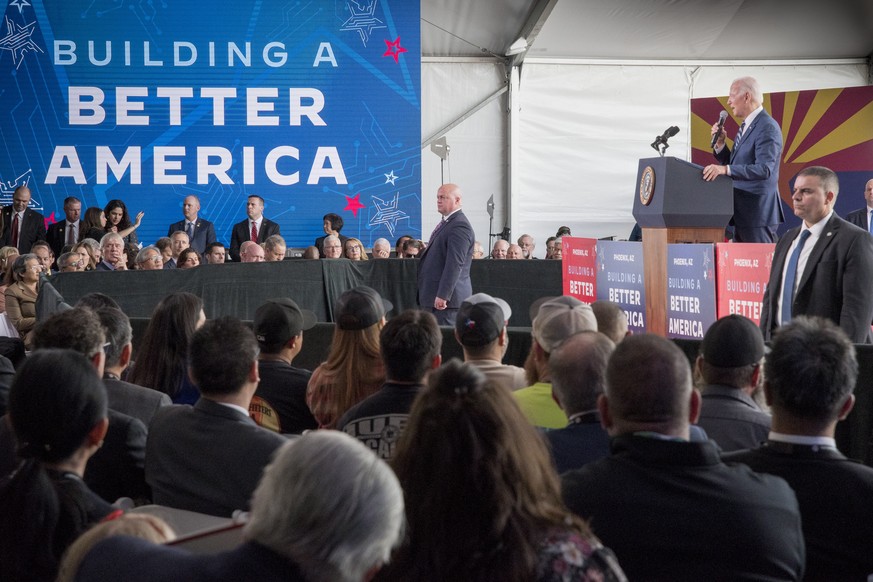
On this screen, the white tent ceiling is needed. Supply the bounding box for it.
[422,0,873,61]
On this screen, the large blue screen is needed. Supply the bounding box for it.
[0,0,421,248]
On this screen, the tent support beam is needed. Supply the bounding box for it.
[421,84,508,148]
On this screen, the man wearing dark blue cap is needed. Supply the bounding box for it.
[695,314,771,452]
[249,298,319,435]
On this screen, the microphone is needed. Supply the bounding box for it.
[662,126,680,140]
[710,111,728,148]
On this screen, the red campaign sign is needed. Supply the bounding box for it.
[715,243,776,325]
[562,237,598,302]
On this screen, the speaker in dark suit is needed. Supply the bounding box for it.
[0,187,46,253]
[228,195,281,262]
[166,195,217,254]
[760,168,873,343]
[417,184,474,325]
[703,78,784,243]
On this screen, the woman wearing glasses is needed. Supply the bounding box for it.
[4,254,42,348]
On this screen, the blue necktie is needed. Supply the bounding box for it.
[735,121,746,145]
[781,230,811,324]
[186,222,194,240]
[868,210,872,234]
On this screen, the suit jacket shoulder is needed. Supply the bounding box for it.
[104,377,171,428]
[846,207,869,230]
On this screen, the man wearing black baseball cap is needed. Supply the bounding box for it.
[695,314,770,452]
[454,293,525,391]
[249,298,318,434]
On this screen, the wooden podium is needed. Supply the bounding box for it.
[632,157,732,336]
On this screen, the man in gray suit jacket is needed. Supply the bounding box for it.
[844,178,873,233]
[417,183,475,325]
[96,307,170,428]
[146,317,287,517]
[760,166,873,343]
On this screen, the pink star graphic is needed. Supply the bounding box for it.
[383,37,408,63]
[344,193,366,217]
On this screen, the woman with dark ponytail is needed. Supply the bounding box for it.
[0,350,116,582]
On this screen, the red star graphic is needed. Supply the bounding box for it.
[344,193,366,217]
[383,37,408,63]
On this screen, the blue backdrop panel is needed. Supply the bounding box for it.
[0,0,421,248]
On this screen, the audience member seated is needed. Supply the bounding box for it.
[203,242,227,264]
[0,350,115,582]
[123,242,139,270]
[103,199,143,245]
[314,212,348,258]
[30,240,55,273]
[555,225,571,238]
[490,239,509,259]
[302,245,319,259]
[95,306,172,428]
[96,233,127,271]
[515,296,597,429]
[551,237,564,260]
[76,432,404,582]
[75,292,121,311]
[163,231,189,269]
[128,292,206,405]
[134,245,164,270]
[561,334,805,581]
[307,286,389,428]
[263,234,286,262]
[177,247,201,269]
[544,236,557,259]
[79,207,107,243]
[344,237,368,261]
[695,314,770,452]
[4,253,40,348]
[321,235,343,259]
[471,240,484,259]
[145,317,288,517]
[249,298,319,434]
[725,317,873,580]
[57,251,85,272]
[454,293,526,391]
[518,234,536,259]
[545,331,614,473]
[380,360,627,581]
[338,309,441,460]
[239,240,265,262]
[73,238,101,271]
[507,243,524,259]
[401,238,423,258]
[29,308,149,503]
[57,513,176,582]
[394,235,412,257]
[591,300,629,344]
[371,238,391,259]
[154,237,173,265]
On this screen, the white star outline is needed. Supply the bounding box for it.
[384,170,397,185]
[368,192,408,237]
[0,15,43,70]
[340,0,386,47]
[9,0,30,15]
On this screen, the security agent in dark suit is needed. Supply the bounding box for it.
[725,316,873,581]
[545,331,614,474]
[760,166,873,344]
[417,183,475,325]
[145,317,287,517]
[167,195,217,255]
[0,186,47,253]
[45,196,82,259]
[229,195,281,262]
[844,177,873,233]
[703,76,784,243]
[561,334,805,581]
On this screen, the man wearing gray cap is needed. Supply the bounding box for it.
[695,314,770,452]
[514,296,598,429]
[454,293,526,391]
[249,298,319,435]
